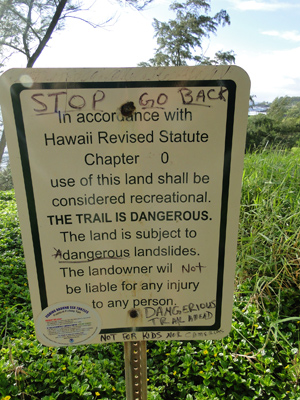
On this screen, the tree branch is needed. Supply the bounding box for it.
[23,0,34,60]
[0,0,13,20]
[6,5,42,43]
[60,14,115,29]
[0,41,27,56]
[26,0,68,67]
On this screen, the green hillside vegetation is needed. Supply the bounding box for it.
[0,149,299,399]
[247,97,300,152]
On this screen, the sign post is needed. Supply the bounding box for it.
[124,341,147,400]
[0,66,250,348]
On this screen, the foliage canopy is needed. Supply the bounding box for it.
[246,96,300,151]
[267,96,300,122]
[0,0,78,68]
[0,0,152,165]
[140,0,235,67]
[0,0,152,69]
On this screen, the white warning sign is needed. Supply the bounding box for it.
[0,66,250,344]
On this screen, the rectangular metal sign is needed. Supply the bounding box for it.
[0,66,250,345]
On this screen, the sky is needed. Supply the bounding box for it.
[6,0,300,103]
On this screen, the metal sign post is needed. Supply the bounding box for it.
[124,341,147,400]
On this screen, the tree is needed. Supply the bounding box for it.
[139,0,235,67]
[0,0,75,68]
[246,96,300,152]
[246,114,278,152]
[0,0,152,166]
[284,101,300,124]
[267,96,292,121]
[267,96,300,124]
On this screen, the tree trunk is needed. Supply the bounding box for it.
[27,0,68,67]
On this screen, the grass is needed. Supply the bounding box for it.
[0,149,299,399]
[237,150,300,315]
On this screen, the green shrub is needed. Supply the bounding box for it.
[246,115,300,152]
[0,165,13,191]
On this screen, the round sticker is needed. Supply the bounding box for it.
[36,302,101,346]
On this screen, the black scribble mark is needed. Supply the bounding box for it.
[52,248,62,259]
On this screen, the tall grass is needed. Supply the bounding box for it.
[237,149,300,316]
